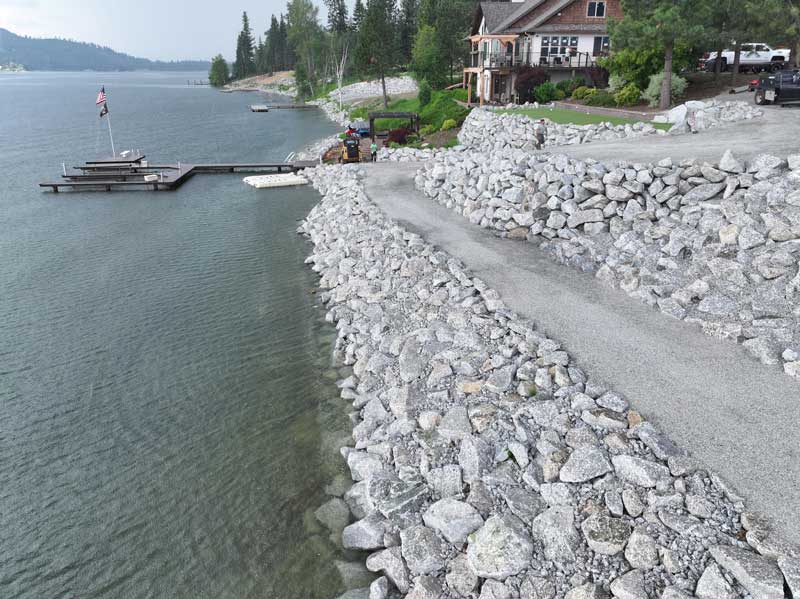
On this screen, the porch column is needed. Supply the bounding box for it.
[488,74,494,105]
[467,73,473,107]
[478,71,484,107]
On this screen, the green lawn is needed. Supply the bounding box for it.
[498,106,671,130]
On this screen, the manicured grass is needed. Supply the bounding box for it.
[498,106,671,130]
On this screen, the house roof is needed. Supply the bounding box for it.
[475,2,527,34]
[514,0,579,31]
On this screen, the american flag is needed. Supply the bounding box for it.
[96,87,107,105]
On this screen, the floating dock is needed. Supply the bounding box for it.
[39,154,318,192]
[249,104,314,112]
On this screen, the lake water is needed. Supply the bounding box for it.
[0,72,355,599]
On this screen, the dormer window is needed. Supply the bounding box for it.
[588,1,605,17]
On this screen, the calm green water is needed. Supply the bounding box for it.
[0,72,353,599]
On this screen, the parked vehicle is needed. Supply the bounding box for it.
[754,69,800,105]
[704,43,790,73]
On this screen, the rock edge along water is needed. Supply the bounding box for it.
[298,164,799,599]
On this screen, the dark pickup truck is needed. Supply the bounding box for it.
[754,70,800,105]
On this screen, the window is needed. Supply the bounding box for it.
[588,1,606,17]
[593,36,610,56]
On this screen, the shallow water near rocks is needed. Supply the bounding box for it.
[0,72,352,599]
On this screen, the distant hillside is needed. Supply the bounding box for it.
[0,28,210,72]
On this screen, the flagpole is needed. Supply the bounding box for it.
[105,109,116,157]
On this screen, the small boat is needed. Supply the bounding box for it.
[243,173,309,189]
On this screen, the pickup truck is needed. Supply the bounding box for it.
[754,70,800,105]
[704,43,790,73]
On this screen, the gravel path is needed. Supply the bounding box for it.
[557,104,799,163]
[363,161,800,545]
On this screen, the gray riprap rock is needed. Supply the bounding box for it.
[370,476,429,526]
[596,391,629,413]
[658,510,705,536]
[369,576,389,599]
[343,514,387,550]
[501,486,546,525]
[582,409,628,431]
[423,498,484,544]
[625,530,659,569]
[610,570,647,599]
[566,583,609,599]
[336,560,376,590]
[540,482,574,506]
[612,455,671,488]
[622,489,645,518]
[661,588,692,599]
[742,337,780,365]
[485,366,515,393]
[439,406,473,441]
[696,563,737,599]
[400,525,450,574]
[567,209,604,229]
[710,544,785,599]
[406,575,443,599]
[685,494,714,519]
[519,575,556,599]
[778,557,800,597]
[366,546,411,593]
[559,446,613,483]
[425,464,463,498]
[446,553,479,596]
[698,295,737,316]
[315,497,351,536]
[581,513,632,555]
[738,226,766,250]
[633,423,685,460]
[683,182,726,203]
[480,580,513,599]
[719,150,745,173]
[399,338,428,382]
[467,514,534,579]
[348,451,386,482]
[532,506,580,562]
[459,435,494,483]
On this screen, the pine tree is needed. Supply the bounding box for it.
[397,0,419,64]
[264,15,281,71]
[209,54,230,87]
[352,0,367,32]
[233,11,256,80]
[356,0,397,106]
[325,0,350,33]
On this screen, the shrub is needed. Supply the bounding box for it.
[387,127,412,145]
[614,82,641,106]
[515,66,550,103]
[584,90,617,107]
[420,124,436,135]
[534,81,559,104]
[608,73,627,92]
[440,118,458,131]
[419,80,432,108]
[642,72,688,107]
[555,88,566,100]
[599,46,696,91]
[571,86,595,100]
[556,77,583,96]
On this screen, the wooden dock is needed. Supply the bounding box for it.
[249,103,314,112]
[39,155,319,193]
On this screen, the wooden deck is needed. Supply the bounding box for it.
[40,158,320,193]
[249,104,314,112]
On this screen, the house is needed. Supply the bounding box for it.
[463,0,622,105]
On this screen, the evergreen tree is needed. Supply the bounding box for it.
[233,11,256,79]
[209,54,230,87]
[412,25,447,87]
[416,0,472,81]
[264,15,281,71]
[325,0,350,34]
[352,0,367,32]
[279,15,294,69]
[397,0,419,64]
[287,0,323,97]
[611,0,710,109]
[356,0,397,107]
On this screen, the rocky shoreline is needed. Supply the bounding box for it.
[416,148,800,379]
[298,164,800,599]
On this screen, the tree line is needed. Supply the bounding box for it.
[208,0,473,106]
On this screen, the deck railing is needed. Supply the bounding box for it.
[469,51,598,69]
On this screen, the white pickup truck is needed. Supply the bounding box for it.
[704,43,790,72]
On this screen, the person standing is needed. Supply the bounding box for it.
[370,141,378,162]
[534,118,547,149]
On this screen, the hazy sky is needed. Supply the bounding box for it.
[0,0,330,61]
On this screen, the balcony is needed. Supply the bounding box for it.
[469,51,599,70]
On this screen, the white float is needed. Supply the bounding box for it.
[243,173,309,189]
